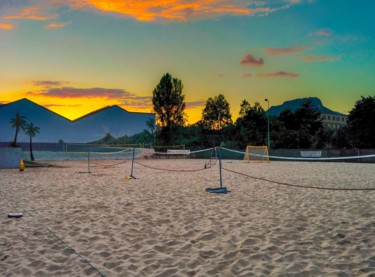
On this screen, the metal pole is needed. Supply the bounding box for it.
[217,147,223,189]
[130,147,135,177]
[265,99,270,150]
[88,151,91,173]
[125,147,136,179]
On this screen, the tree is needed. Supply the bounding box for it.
[175,123,204,148]
[347,95,375,148]
[146,118,156,145]
[235,101,266,148]
[152,73,186,145]
[201,94,232,131]
[274,99,323,149]
[239,100,251,118]
[9,112,27,147]
[25,122,40,161]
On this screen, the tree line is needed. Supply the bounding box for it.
[152,73,375,150]
[8,72,374,155]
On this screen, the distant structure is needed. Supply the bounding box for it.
[319,113,348,130]
[0,98,155,143]
[267,97,348,130]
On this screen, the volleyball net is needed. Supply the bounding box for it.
[26,141,375,163]
[26,143,375,190]
[57,142,375,162]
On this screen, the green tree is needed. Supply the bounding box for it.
[347,95,375,148]
[235,101,266,148]
[25,122,40,161]
[9,111,27,147]
[175,123,204,148]
[152,73,186,145]
[146,118,156,145]
[239,99,251,118]
[295,100,322,148]
[202,94,232,131]
[274,99,323,149]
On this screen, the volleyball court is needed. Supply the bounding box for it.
[58,142,375,192]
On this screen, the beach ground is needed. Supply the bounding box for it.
[1,159,375,276]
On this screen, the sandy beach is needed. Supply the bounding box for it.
[1,159,375,276]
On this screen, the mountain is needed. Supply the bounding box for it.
[267,97,346,117]
[0,98,154,143]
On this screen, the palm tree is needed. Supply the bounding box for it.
[9,112,27,146]
[146,118,156,146]
[25,122,40,161]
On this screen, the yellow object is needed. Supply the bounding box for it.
[244,145,270,163]
[19,160,25,171]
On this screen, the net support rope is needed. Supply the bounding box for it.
[89,159,128,167]
[135,147,375,191]
[220,147,375,161]
[222,167,375,191]
[134,160,208,172]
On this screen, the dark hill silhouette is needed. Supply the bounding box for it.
[0,98,154,143]
[267,97,346,117]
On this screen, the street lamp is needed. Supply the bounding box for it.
[264,99,270,150]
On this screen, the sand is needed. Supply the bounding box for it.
[1,159,375,276]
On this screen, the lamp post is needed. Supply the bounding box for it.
[265,99,270,150]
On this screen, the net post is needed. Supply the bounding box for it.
[126,147,136,179]
[217,147,223,189]
[88,151,91,173]
[205,146,229,194]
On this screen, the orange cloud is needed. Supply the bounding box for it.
[300,55,339,62]
[2,1,301,24]
[258,71,299,78]
[0,23,14,29]
[5,6,58,21]
[44,22,67,29]
[264,46,307,55]
[240,54,264,66]
[243,74,252,78]
[64,0,280,22]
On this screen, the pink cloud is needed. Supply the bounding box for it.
[45,87,127,99]
[243,74,253,78]
[258,71,299,78]
[300,55,339,62]
[44,103,83,108]
[314,29,332,37]
[44,22,67,29]
[264,46,307,55]
[27,86,153,108]
[29,80,69,87]
[186,101,205,108]
[240,54,264,66]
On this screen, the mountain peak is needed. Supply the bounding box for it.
[268,97,346,117]
[0,98,154,143]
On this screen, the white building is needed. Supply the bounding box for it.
[320,113,348,130]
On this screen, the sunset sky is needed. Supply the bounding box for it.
[1,0,374,123]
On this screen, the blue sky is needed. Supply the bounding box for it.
[1,0,374,123]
